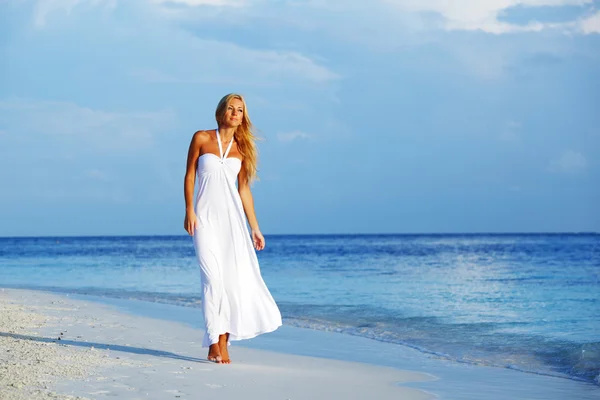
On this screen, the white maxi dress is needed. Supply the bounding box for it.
[193,130,282,347]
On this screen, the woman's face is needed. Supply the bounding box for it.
[224,98,244,128]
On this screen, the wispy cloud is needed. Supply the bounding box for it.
[27,1,340,87]
[384,0,594,34]
[129,34,340,85]
[579,10,600,33]
[33,0,116,28]
[500,120,522,142]
[0,98,175,204]
[29,0,598,38]
[550,150,588,172]
[0,98,175,152]
[277,131,313,142]
[223,0,595,36]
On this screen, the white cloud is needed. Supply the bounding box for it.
[30,0,597,37]
[33,0,116,28]
[551,150,588,172]
[0,99,176,203]
[250,51,340,84]
[273,0,593,35]
[579,11,600,33]
[277,131,313,142]
[34,0,79,27]
[129,33,340,85]
[0,99,175,152]
[383,0,593,33]
[29,1,340,86]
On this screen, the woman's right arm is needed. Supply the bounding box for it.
[184,131,205,236]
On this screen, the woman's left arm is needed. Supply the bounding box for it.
[238,167,265,250]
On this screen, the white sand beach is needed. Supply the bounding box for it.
[0,288,435,400]
[1,288,599,400]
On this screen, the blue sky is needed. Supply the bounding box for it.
[1,0,599,236]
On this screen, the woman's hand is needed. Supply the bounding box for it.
[252,229,265,251]
[184,210,197,236]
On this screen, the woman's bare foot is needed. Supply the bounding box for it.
[207,343,222,363]
[218,333,230,364]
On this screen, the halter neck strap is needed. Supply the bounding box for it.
[216,129,235,160]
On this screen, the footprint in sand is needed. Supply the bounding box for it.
[205,383,224,389]
[111,383,136,391]
[165,389,185,395]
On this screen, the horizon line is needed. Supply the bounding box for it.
[0,231,598,239]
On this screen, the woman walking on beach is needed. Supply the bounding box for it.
[183,94,282,364]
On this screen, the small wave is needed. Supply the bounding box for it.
[5,284,599,386]
[283,316,598,385]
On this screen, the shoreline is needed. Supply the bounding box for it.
[3,283,597,386]
[0,288,436,400]
[1,288,599,400]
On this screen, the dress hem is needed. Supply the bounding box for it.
[202,323,282,348]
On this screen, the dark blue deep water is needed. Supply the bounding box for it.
[0,234,598,385]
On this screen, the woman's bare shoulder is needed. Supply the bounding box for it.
[191,129,214,145]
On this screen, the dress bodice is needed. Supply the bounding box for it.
[197,153,242,176]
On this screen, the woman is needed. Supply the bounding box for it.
[183,94,282,364]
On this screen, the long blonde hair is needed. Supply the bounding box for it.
[215,93,259,184]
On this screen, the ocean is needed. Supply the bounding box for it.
[0,233,598,386]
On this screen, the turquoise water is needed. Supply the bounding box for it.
[0,233,598,385]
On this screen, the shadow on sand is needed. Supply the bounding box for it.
[0,331,212,364]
